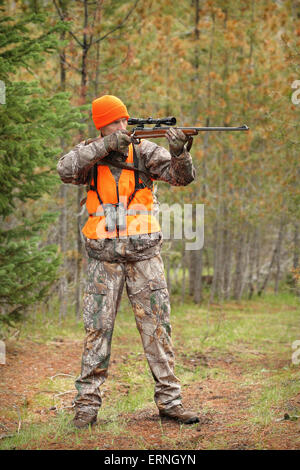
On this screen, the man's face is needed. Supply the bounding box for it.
[100,118,128,136]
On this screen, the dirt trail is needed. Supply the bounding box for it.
[1,338,300,450]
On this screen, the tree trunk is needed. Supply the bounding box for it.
[167,255,172,294]
[210,221,221,302]
[75,0,89,321]
[255,225,261,293]
[193,249,203,304]
[293,221,300,297]
[239,228,251,300]
[189,250,196,297]
[233,230,245,300]
[76,187,84,321]
[247,228,256,299]
[58,5,68,320]
[293,222,299,270]
[222,206,232,299]
[59,183,68,320]
[223,234,233,299]
[258,219,285,296]
[274,218,285,294]
[188,0,201,300]
[210,152,223,302]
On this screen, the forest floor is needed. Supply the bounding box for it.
[0,291,300,450]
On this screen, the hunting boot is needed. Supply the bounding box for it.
[159,404,199,424]
[72,409,98,429]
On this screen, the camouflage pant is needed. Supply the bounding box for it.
[74,254,182,415]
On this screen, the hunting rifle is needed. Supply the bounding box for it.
[127,116,249,141]
[81,117,249,203]
[85,116,249,146]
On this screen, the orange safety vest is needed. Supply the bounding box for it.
[82,143,161,239]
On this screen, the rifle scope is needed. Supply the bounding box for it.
[128,116,177,127]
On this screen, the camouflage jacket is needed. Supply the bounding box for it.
[57,138,195,262]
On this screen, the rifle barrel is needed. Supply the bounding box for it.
[180,125,249,131]
[131,125,249,134]
[130,125,249,139]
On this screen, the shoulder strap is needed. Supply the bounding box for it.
[89,163,104,206]
[127,146,143,208]
[135,143,154,189]
[133,144,146,191]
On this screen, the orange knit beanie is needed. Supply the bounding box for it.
[92,95,129,129]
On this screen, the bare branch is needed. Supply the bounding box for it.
[53,0,84,48]
[88,44,130,87]
[54,390,75,398]
[92,0,140,45]
[49,373,75,381]
[88,0,104,48]
[12,405,22,434]
[59,55,81,74]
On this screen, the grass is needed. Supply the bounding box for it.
[0,290,299,449]
[247,366,300,426]
[172,292,299,360]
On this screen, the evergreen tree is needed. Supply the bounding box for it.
[0,9,82,318]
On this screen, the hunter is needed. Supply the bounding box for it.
[57,95,199,429]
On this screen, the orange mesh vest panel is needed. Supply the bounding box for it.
[82,143,161,239]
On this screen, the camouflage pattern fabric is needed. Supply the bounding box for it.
[57,138,195,188]
[74,254,182,415]
[57,137,195,261]
[84,232,163,263]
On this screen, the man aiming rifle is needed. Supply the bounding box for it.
[57,95,199,428]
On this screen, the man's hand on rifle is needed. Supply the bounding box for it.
[103,130,132,154]
[165,127,192,157]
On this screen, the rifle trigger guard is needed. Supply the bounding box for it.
[131,131,140,145]
[186,136,193,152]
